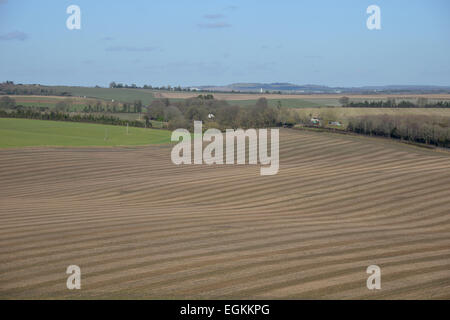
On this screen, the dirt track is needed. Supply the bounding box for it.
[1,129,449,299]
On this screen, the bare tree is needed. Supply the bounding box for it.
[0,96,16,109]
[338,96,350,106]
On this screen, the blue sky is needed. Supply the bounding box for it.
[0,0,449,87]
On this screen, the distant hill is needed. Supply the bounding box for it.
[3,81,450,98]
[197,83,450,94]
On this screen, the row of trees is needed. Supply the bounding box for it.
[347,114,449,147]
[0,109,147,128]
[0,96,16,109]
[0,82,68,96]
[81,100,143,113]
[339,97,450,108]
[1,96,144,114]
[109,82,139,89]
[109,82,186,91]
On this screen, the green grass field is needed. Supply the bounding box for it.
[51,86,156,104]
[0,118,172,148]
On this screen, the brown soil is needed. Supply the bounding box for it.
[1,129,449,299]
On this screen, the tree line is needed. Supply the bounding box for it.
[339,96,450,108]
[347,114,449,148]
[0,109,147,128]
[80,100,143,113]
[109,82,191,91]
[0,82,69,96]
[0,96,144,113]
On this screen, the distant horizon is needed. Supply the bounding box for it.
[2,80,450,90]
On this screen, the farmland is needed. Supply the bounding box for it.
[0,128,449,299]
[0,118,171,148]
[294,107,450,123]
[7,93,450,121]
[4,91,450,132]
[4,86,450,109]
[51,86,156,105]
[155,91,450,101]
[5,95,104,111]
[156,91,450,108]
[13,86,156,105]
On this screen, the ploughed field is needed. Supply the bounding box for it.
[0,129,449,299]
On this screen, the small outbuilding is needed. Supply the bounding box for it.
[310,118,321,125]
[328,121,342,126]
